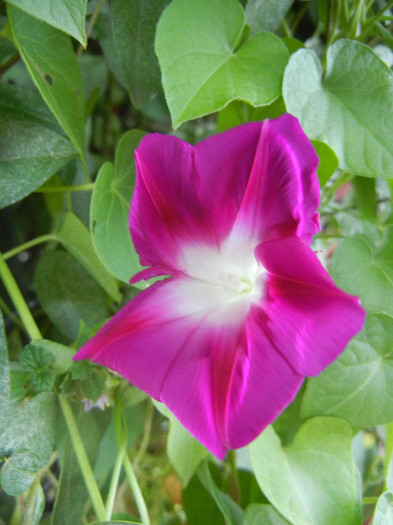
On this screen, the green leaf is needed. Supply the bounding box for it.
[0,312,10,431]
[155,0,288,127]
[20,344,52,372]
[0,114,76,209]
[243,504,291,525]
[167,418,208,486]
[373,492,393,525]
[90,130,146,285]
[8,5,86,164]
[22,478,45,525]
[249,418,360,525]
[35,250,109,340]
[352,176,377,222]
[300,314,393,427]
[53,405,111,525]
[1,450,40,496]
[20,344,55,392]
[330,226,393,316]
[111,0,169,107]
[245,0,295,34]
[5,0,87,45]
[0,83,64,134]
[57,212,121,302]
[0,392,56,495]
[283,39,393,178]
[29,339,75,376]
[311,140,338,187]
[197,461,243,525]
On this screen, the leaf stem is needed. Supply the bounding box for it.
[0,252,42,340]
[59,397,106,521]
[0,52,20,75]
[384,421,393,490]
[35,184,95,193]
[76,0,107,58]
[105,445,125,520]
[3,234,56,261]
[123,454,151,525]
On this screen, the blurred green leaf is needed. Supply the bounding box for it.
[90,130,146,285]
[0,83,64,134]
[0,392,56,495]
[1,450,40,496]
[156,0,288,127]
[112,0,169,107]
[0,313,11,431]
[20,343,55,392]
[5,0,87,45]
[250,418,360,525]
[352,176,377,222]
[70,362,104,402]
[243,504,291,525]
[53,405,111,525]
[22,478,45,525]
[182,467,224,525]
[35,250,109,340]
[301,314,393,427]
[283,39,393,178]
[29,339,75,376]
[197,461,243,525]
[167,417,208,486]
[57,212,121,302]
[311,140,339,187]
[245,0,294,34]
[8,5,86,163]
[372,492,393,525]
[20,343,52,372]
[0,114,76,209]
[330,226,393,315]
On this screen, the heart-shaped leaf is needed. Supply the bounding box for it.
[90,130,146,285]
[155,0,288,127]
[283,39,393,178]
[301,314,393,427]
[250,418,360,525]
[330,226,393,316]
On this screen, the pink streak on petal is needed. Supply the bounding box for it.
[130,135,217,278]
[193,122,264,241]
[225,306,303,448]
[74,278,251,458]
[256,238,366,376]
[130,115,320,285]
[230,114,320,245]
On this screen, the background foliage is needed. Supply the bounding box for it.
[1,0,393,523]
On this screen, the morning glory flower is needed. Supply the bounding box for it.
[74,114,365,459]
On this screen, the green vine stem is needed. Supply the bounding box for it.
[3,234,56,261]
[59,397,106,521]
[384,421,393,490]
[123,454,151,525]
[35,183,95,193]
[0,251,42,340]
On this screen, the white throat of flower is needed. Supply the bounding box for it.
[179,237,265,306]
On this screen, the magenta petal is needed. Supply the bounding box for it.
[228,114,320,244]
[256,238,366,376]
[73,277,302,458]
[130,135,216,277]
[130,115,320,284]
[195,114,320,246]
